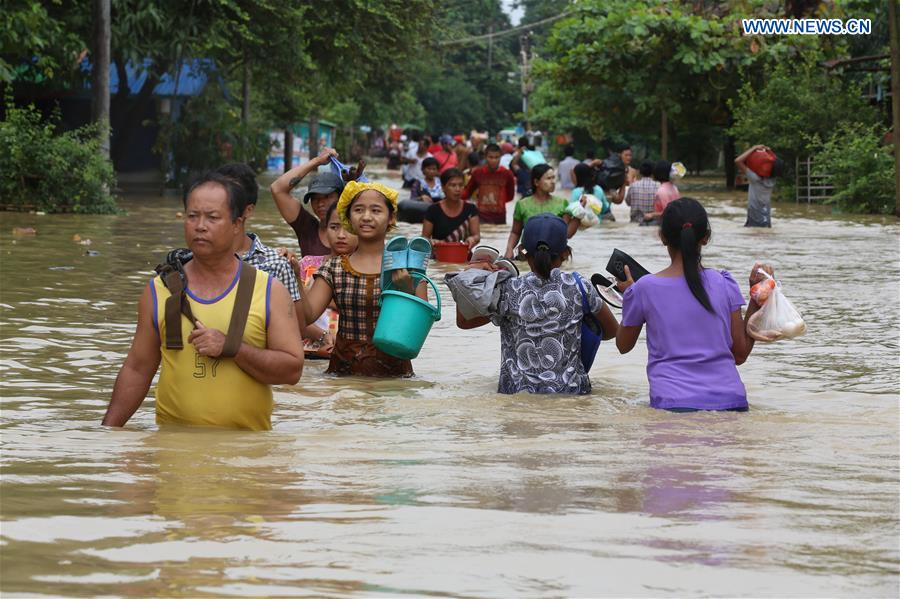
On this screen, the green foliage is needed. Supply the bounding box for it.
[729,59,879,169]
[532,0,854,165]
[155,86,273,187]
[0,101,117,213]
[813,124,895,214]
[0,1,87,84]
[400,0,520,134]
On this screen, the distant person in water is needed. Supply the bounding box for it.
[624,160,660,223]
[423,168,480,247]
[462,143,516,225]
[735,144,783,227]
[101,172,303,431]
[399,157,444,224]
[504,164,579,259]
[557,144,580,191]
[642,160,680,224]
[432,134,459,174]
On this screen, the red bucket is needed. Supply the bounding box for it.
[432,241,469,263]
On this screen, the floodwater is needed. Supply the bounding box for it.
[1,175,898,597]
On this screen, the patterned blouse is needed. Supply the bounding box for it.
[314,255,381,341]
[490,269,603,395]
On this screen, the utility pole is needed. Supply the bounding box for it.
[660,109,668,161]
[91,0,110,160]
[889,0,900,216]
[487,23,493,70]
[520,31,533,131]
[486,23,494,116]
[241,45,251,124]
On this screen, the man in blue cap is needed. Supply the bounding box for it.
[433,134,459,174]
[270,148,345,257]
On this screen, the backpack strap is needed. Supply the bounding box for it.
[163,269,196,350]
[219,263,257,358]
[160,258,257,357]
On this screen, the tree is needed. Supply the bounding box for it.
[0,2,87,84]
[729,58,880,170]
[531,0,857,183]
[406,0,521,134]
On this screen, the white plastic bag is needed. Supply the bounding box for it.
[568,193,604,229]
[569,203,598,229]
[747,277,807,342]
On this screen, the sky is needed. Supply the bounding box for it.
[502,0,523,25]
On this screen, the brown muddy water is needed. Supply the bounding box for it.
[1,175,898,596]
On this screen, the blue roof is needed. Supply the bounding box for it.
[82,58,221,97]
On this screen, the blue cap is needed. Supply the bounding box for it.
[439,134,454,145]
[522,214,568,254]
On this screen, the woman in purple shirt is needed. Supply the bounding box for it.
[615,197,772,411]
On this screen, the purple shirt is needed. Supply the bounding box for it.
[622,269,747,410]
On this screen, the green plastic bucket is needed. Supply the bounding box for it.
[373,273,441,359]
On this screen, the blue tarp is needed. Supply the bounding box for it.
[81,58,219,97]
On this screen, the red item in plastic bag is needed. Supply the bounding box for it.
[750,278,776,305]
[747,278,807,342]
[745,149,777,178]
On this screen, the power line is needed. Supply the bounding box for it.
[437,11,572,46]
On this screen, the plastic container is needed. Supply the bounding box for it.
[521,149,547,169]
[432,241,469,263]
[373,273,442,359]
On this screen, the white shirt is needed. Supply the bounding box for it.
[407,149,431,182]
[557,156,580,190]
[500,153,514,169]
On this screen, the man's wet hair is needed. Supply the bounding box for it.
[215,163,258,205]
[184,171,250,223]
[564,144,575,157]
[485,143,501,155]
[441,167,465,186]
[639,160,654,177]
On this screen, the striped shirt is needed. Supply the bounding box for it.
[240,233,301,302]
[624,178,660,222]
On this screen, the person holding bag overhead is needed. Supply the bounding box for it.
[455,214,618,394]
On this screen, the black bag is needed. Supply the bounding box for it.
[594,153,626,191]
[605,249,651,283]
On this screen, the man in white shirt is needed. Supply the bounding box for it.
[402,132,430,188]
[499,141,515,169]
[557,144,580,191]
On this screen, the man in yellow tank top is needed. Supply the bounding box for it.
[101,172,304,431]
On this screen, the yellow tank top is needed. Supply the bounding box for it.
[151,262,273,431]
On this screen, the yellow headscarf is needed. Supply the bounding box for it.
[336,180,400,234]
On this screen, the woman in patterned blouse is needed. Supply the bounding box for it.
[457,215,618,394]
